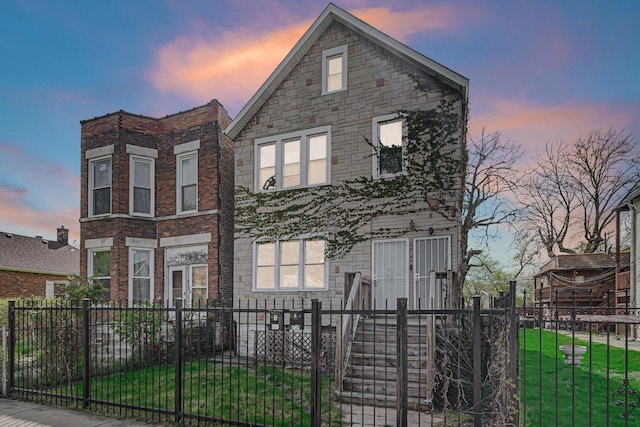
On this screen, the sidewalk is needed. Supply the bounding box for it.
[0,398,163,427]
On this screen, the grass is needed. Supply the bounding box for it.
[520,328,640,427]
[51,359,342,426]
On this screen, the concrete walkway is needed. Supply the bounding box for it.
[0,399,162,427]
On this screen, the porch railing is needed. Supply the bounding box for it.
[335,272,369,392]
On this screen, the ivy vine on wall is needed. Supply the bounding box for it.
[235,97,465,260]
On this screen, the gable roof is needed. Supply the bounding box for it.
[225,2,469,140]
[0,231,79,276]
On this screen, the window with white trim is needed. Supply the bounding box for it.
[89,157,112,216]
[130,156,154,216]
[177,152,198,213]
[322,45,348,94]
[88,249,111,300]
[255,126,330,191]
[129,248,153,304]
[254,239,326,290]
[373,114,405,178]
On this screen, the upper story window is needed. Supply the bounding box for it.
[127,145,157,217]
[373,114,406,178]
[322,45,348,94]
[255,126,330,191]
[86,144,114,217]
[90,157,112,216]
[254,239,327,291]
[174,140,200,214]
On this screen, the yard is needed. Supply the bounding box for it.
[520,328,640,426]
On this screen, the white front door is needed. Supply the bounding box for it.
[169,264,208,307]
[372,239,409,309]
[414,236,451,309]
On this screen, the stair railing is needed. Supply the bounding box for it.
[335,272,370,392]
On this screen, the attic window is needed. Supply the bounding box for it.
[322,45,348,94]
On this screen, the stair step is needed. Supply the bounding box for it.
[346,365,431,382]
[350,352,430,369]
[335,390,433,412]
[342,377,429,397]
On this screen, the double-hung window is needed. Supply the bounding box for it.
[88,249,111,300]
[127,145,157,216]
[322,45,348,94]
[86,145,114,217]
[254,239,327,291]
[255,126,330,191]
[174,140,200,214]
[373,114,405,178]
[129,248,153,304]
[90,158,112,216]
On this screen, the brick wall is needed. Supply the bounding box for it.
[0,270,67,298]
[80,101,233,304]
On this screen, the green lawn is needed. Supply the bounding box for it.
[520,328,640,427]
[55,360,341,426]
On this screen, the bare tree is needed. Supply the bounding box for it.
[459,128,523,291]
[519,128,638,256]
[519,142,578,258]
[570,129,638,252]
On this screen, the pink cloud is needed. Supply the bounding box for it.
[469,97,639,163]
[147,4,461,113]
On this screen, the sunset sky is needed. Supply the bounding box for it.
[1,0,638,258]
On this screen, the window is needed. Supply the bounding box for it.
[88,249,111,300]
[373,115,405,178]
[322,45,348,94]
[255,126,330,191]
[89,158,112,216]
[254,239,326,291]
[130,156,154,216]
[177,152,198,213]
[129,248,153,304]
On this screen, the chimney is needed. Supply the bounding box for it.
[57,226,69,246]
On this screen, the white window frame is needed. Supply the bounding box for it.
[372,114,406,179]
[129,155,155,216]
[88,248,111,300]
[88,156,112,217]
[254,126,331,192]
[252,238,328,291]
[128,247,154,305]
[176,151,198,214]
[322,45,348,95]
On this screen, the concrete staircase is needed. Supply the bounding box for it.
[336,315,434,411]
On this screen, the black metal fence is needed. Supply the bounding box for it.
[5,289,519,426]
[519,288,640,427]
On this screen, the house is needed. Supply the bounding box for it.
[0,226,79,298]
[226,3,468,355]
[533,253,628,330]
[614,187,640,337]
[79,100,234,307]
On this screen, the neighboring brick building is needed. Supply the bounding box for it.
[0,226,79,298]
[226,4,468,354]
[79,100,234,307]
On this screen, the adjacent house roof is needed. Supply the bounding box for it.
[614,185,640,211]
[535,253,630,277]
[224,2,469,140]
[0,231,79,276]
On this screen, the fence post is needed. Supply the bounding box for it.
[2,325,7,396]
[311,299,322,427]
[473,295,482,427]
[82,299,91,409]
[174,299,183,424]
[8,300,15,392]
[396,298,408,427]
[508,280,520,426]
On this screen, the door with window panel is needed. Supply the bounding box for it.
[169,264,208,307]
[414,236,451,309]
[372,240,409,309]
